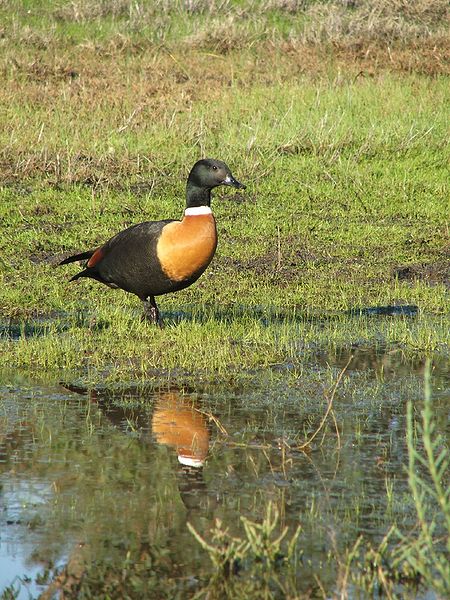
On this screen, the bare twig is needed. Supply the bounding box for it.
[297,355,352,451]
[196,408,229,435]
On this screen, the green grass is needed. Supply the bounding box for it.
[0,1,449,382]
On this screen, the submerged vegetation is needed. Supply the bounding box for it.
[183,362,450,599]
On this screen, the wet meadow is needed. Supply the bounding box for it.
[0,1,449,598]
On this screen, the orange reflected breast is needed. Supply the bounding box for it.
[152,393,209,465]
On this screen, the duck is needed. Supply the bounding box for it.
[59,158,245,324]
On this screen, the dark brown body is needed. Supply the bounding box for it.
[68,213,217,300]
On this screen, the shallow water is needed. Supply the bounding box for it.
[0,348,448,598]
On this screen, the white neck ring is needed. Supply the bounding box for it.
[185,206,212,216]
[178,455,205,468]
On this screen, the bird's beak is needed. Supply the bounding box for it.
[223,175,246,190]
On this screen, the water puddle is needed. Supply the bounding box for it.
[0,348,448,598]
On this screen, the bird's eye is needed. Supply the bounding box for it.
[212,165,218,171]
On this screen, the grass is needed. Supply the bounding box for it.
[398,364,450,595]
[0,0,449,383]
[1,308,448,383]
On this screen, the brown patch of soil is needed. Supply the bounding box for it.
[333,38,450,77]
[29,251,65,266]
[218,241,324,286]
[392,260,450,287]
[279,38,450,77]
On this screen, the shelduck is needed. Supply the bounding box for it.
[59,159,245,324]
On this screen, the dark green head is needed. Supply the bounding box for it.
[188,158,245,192]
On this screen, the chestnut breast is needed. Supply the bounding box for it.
[156,214,217,282]
[152,393,209,465]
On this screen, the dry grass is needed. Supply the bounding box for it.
[301,0,449,44]
[0,20,447,186]
[0,50,447,188]
[1,1,448,83]
[3,1,448,49]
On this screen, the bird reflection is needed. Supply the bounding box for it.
[152,392,209,468]
[61,383,211,509]
[152,392,210,510]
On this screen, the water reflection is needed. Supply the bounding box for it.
[152,392,209,468]
[0,383,218,597]
[62,385,210,468]
[152,392,211,512]
[0,350,448,598]
[62,384,212,513]
[317,344,448,380]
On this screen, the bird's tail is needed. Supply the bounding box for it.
[59,250,94,266]
[69,270,91,282]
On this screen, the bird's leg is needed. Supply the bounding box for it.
[142,295,163,326]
